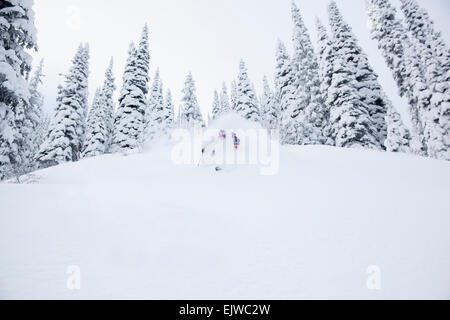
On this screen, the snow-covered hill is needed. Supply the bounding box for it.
[1,141,450,299]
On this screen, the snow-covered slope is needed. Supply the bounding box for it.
[1,142,450,299]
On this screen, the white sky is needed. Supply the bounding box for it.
[32,0,450,122]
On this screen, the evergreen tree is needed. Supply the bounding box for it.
[113,43,140,151]
[144,69,163,141]
[113,25,150,152]
[325,3,380,149]
[400,0,450,160]
[81,45,90,135]
[81,59,115,158]
[181,72,204,128]
[164,89,175,131]
[153,78,169,139]
[82,88,107,158]
[275,40,297,144]
[101,58,116,153]
[385,104,411,153]
[36,44,90,168]
[367,0,428,155]
[316,18,334,145]
[26,59,46,170]
[35,114,50,157]
[367,0,411,99]
[291,1,327,144]
[177,104,183,128]
[328,1,387,149]
[235,60,260,122]
[260,76,271,128]
[260,75,279,130]
[211,90,221,120]
[0,0,37,179]
[135,24,150,96]
[220,82,231,116]
[400,0,449,87]
[230,80,238,111]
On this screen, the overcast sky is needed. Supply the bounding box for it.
[32,0,450,124]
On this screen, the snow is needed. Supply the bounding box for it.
[1,141,450,299]
[209,112,263,131]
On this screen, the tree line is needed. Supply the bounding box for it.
[1,0,449,181]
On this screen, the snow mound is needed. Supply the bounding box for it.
[208,112,263,130]
[1,144,450,299]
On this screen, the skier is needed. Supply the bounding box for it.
[214,130,227,172]
[232,133,240,150]
[219,130,226,139]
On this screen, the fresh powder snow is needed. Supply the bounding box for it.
[1,126,449,299]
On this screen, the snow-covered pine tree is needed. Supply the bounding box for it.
[230,80,238,111]
[328,1,387,150]
[275,40,297,144]
[135,24,150,97]
[367,0,428,155]
[290,3,306,121]
[81,59,115,158]
[220,82,231,117]
[400,0,450,160]
[211,90,221,120]
[24,60,49,172]
[0,0,37,180]
[82,88,107,158]
[164,89,175,132]
[26,59,46,169]
[385,104,411,153]
[235,60,260,122]
[28,60,45,121]
[152,78,168,138]
[135,24,151,144]
[367,0,411,99]
[113,25,150,152]
[260,75,279,130]
[315,18,334,146]
[181,72,204,128]
[144,69,163,141]
[260,76,270,128]
[251,82,260,112]
[101,58,116,153]
[36,44,90,168]
[79,44,90,142]
[177,104,184,128]
[35,114,50,153]
[325,3,380,149]
[113,43,140,151]
[291,1,327,145]
[400,0,449,87]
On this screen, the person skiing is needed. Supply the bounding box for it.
[232,133,240,150]
[219,130,226,140]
